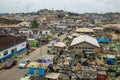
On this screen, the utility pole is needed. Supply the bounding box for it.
[14,36,17,58]
[40,39,42,61]
[40,30,42,68]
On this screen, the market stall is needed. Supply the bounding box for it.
[27,62,49,76]
[54,42,66,48]
[45,73,60,80]
[106,55,115,65]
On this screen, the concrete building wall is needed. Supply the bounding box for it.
[70,42,99,53]
[42,30,51,35]
[0,42,26,61]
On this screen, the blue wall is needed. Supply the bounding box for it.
[0,47,26,61]
[107,58,115,65]
[28,67,46,76]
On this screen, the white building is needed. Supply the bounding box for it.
[19,29,33,34]
[56,26,67,30]
[18,21,30,27]
[70,35,100,53]
[0,35,26,61]
[19,29,33,38]
[42,30,51,35]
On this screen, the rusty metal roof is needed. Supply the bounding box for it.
[0,35,26,51]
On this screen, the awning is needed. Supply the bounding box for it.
[45,73,60,79]
[71,33,80,37]
[20,78,30,80]
[54,42,66,48]
[20,75,31,80]
[67,36,73,39]
[75,28,95,33]
[27,62,48,69]
[107,54,115,58]
[93,27,104,30]
[37,55,54,60]
[63,61,69,65]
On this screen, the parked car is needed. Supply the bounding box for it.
[4,60,17,69]
[18,59,30,68]
[39,37,46,42]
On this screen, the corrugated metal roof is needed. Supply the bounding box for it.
[54,42,66,48]
[75,28,95,33]
[70,35,100,47]
[0,35,26,51]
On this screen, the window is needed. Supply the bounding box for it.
[4,51,8,56]
[82,47,84,49]
[89,47,94,49]
[79,47,81,49]
[70,47,73,49]
[11,48,17,53]
[11,49,15,53]
[76,47,78,49]
[15,48,17,51]
[22,44,25,46]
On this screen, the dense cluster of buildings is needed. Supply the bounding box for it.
[0,9,120,80]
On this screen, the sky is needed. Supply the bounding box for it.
[0,0,120,13]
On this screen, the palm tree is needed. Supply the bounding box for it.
[31,19,39,28]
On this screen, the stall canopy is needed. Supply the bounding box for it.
[71,33,80,37]
[75,27,95,33]
[67,36,73,39]
[107,55,115,59]
[93,27,104,30]
[27,62,48,69]
[48,41,54,47]
[37,55,54,64]
[37,55,54,60]
[97,38,110,43]
[20,76,31,80]
[45,73,60,79]
[106,55,115,65]
[63,61,69,65]
[54,42,66,48]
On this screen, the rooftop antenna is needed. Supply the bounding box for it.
[45,3,47,9]
[64,4,66,12]
[26,0,29,13]
[42,4,44,9]
[52,8,54,13]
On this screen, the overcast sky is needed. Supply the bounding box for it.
[0,0,120,13]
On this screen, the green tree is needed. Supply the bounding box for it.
[31,19,39,28]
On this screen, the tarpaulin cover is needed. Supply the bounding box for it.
[97,38,110,43]
[107,58,115,65]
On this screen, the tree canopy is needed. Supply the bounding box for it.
[31,19,39,28]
